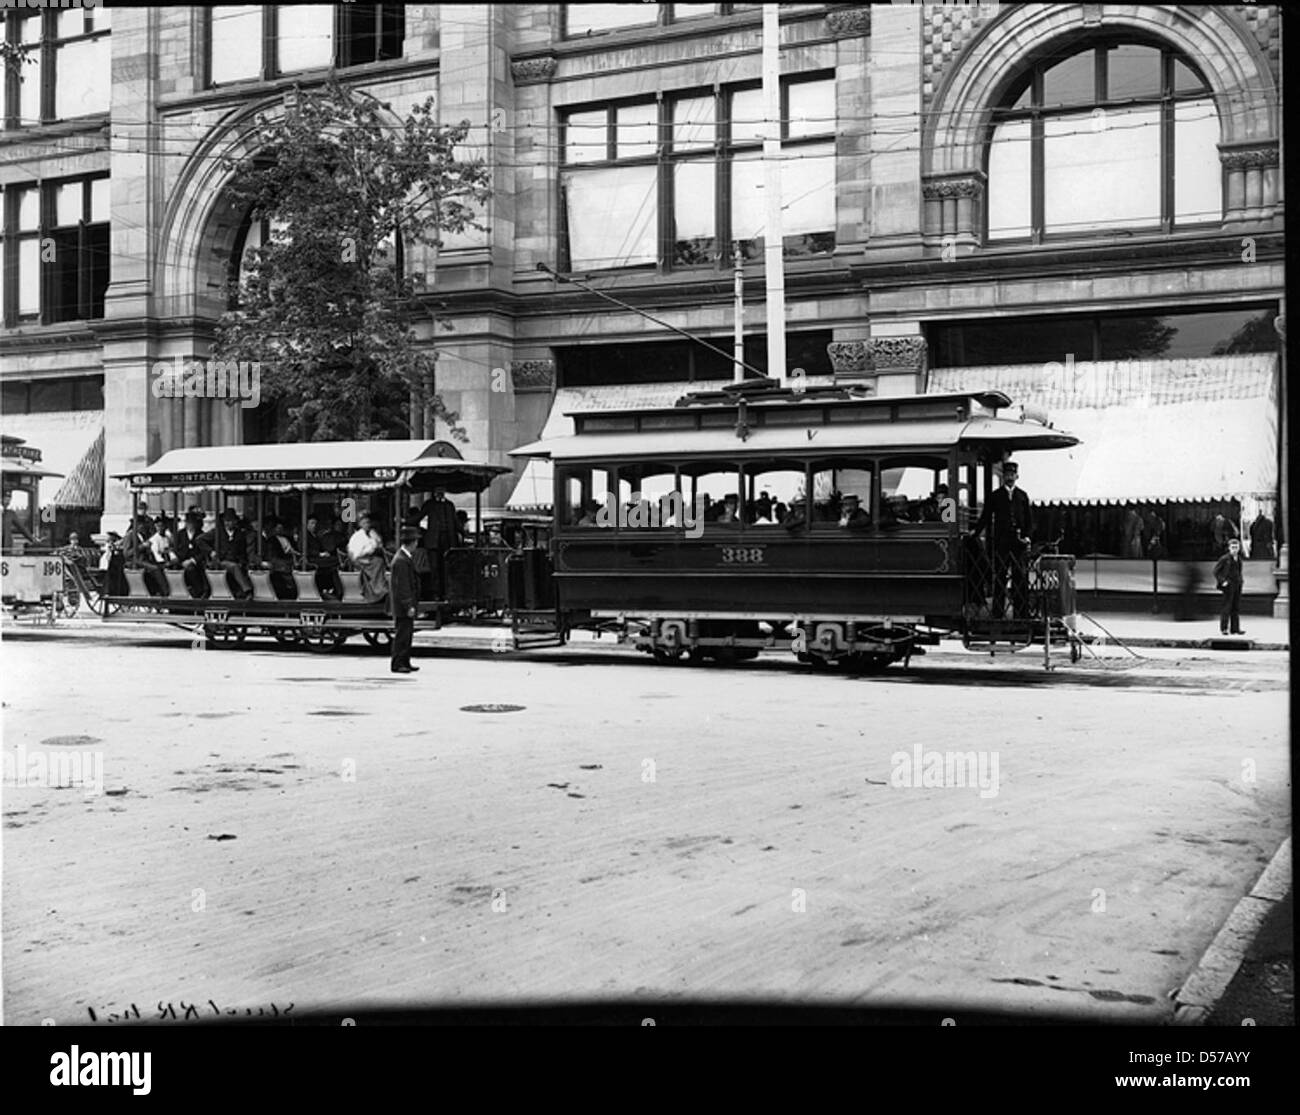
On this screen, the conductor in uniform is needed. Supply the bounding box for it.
[419,487,462,600]
[390,525,421,673]
[970,460,1033,618]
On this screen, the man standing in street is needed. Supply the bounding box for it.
[419,487,462,600]
[971,460,1034,619]
[1213,537,1246,636]
[390,525,421,673]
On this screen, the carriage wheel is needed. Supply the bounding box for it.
[302,628,348,653]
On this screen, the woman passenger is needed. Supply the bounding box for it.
[346,513,389,603]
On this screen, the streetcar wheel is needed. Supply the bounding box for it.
[652,646,686,665]
[271,628,302,646]
[848,653,894,675]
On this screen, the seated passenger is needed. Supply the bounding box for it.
[781,500,807,530]
[747,500,774,526]
[173,512,213,598]
[215,508,255,599]
[710,493,742,525]
[879,496,904,532]
[838,494,873,531]
[261,516,298,600]
[314,516,347,600]
[921,484,950,523]
[347,513,389,603]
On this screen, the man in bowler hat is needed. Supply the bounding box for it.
[390,525,421,673]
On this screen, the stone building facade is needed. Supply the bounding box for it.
[0,4,1285,605]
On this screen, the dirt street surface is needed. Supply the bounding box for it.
[1,629,1289,1024]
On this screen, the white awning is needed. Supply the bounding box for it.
[927,355,1278,506]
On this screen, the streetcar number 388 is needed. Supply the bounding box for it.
[718,547,764,564]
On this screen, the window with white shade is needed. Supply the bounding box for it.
[560,75,836,272]
[986,40,1222,241]
[1,8,110,128]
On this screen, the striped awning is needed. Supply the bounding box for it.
[927,355,1279,506]
[52,426,105,509]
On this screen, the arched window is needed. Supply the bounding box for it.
[986,40,1221,241]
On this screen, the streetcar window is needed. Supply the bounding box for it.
[558,465,612,527]
[879,455,951,524]
[679,462,742,527]
[616,463,682,529]
[809,459,874,528]
[742,460,806,527]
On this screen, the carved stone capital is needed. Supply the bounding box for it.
[826,341,869,375]
[922,175,984,200]
[510,56,558,85]
[867,336,928,375]
[510,359,555,391]
[1220,143,1280,170]
[825,7,871,38]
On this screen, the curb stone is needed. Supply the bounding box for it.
[1171,837,1292,1025]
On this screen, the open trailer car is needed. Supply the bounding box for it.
[100,439,531,650]
[511,378,1086,671]
[2,435,66,622]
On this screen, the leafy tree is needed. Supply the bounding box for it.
[213,82,491,441]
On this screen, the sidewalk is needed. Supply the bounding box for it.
[1073,611,1291,651]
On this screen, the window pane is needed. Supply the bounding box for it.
[1041,48,1096,108]
[730,87,765,143]
[988,118,1031,239]
[616,102,658,158]
[744,462,805,527]
[55,38,110,118]
[88,8,111,33]
[19,48,42,125]
[47,227,82,321]
[55,182,83,226]
[563,165,658,269]
[673,159,715,265]
[17,187,40,231]
[1174,58,1207,94]
[567,4,658,35]
[57,10,88,39]
[730,151,766,246]
[18,238,40,315]
[277,4,334,73]
[787,79,833,139]
[1174,98,1221,224]
[809,462,873,527]
[211,6,262,84]
[1107,43,1161,101]
[90,178,110,223]
[672,95,714,150]
[1044,107,1161,233]
[565,109,608,163]
[781,142,834,238]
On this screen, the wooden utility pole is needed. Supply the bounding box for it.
[733,240,744,383]
[762,4,787,386]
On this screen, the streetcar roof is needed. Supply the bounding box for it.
[511,414,1079,462]
[114,439,510,493]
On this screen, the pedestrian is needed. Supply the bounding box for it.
[1142,507,1166,560]
[389,525,421,674]
[1249,514,1275,561]
[1210,512,1237,554]
[1212,537,1246,636]
[1121,505,1143,559]
[970,460,1033,618]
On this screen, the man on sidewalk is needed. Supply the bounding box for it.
[1213,537,1246,636]
[390,525,421,674]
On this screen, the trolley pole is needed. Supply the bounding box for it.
[733,240,744,384]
